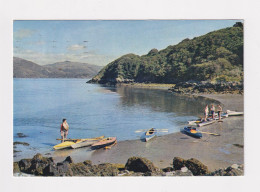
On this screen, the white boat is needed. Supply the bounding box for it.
[226,110,244,116]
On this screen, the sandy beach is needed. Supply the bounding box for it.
[51,93,244,172]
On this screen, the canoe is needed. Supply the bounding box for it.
[71,139,101,149]
[183,126,202,138]
[197,119,216,127]
[188,113,228,125]
[54,136,105,150]
[226,110,244,116]
[141,128,157,142]
[91,137,117,149]
[53,140,81,150]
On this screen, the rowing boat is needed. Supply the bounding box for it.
[197,119,216,127]
[183,126,202,138]
[141,128,157,142]
[226,110,244,116]
[91,137,117,149]
[53,136,105,150]
[71,138,103,149]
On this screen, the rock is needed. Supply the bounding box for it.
[173,157,186,170]
[94,163,119,176]
[16,133,28,138]
[18,159,32,172]
[13,141,30,146]
[174,170,193,176]
[63,156,74,164]
[83,160,92,166]
[162,167,174,172]
[125,156,157,173]
[231,164,239,169]
[13,162,21,173]
[56,162,72,176]
[28,153,53,175]
[185,158,209,176]
[181,167,188,173]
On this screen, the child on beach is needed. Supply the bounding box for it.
[210,104,215,120]
[60,118,69,142]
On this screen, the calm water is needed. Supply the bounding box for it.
[13,78,219,160]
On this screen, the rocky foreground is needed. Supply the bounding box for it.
[13,153,243,176]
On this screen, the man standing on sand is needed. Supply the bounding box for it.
[204,105,209,121]
[217,104,223,120]
[60,118,69,142]
[210,104,216,120]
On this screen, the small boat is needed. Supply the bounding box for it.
[226,110,244,116]
[141,128,157,142]
[91,137,117,149]
[197,119,216,127]
[53,136,105,150]
[71,137,104,149]
[53,140,81,150]
[183,126,202,138]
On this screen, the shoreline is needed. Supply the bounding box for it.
[49,91,243,172]
[14,84,244,172]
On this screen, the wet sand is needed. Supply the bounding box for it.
[52,94,244,172]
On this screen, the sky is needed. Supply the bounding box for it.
[13,20,242,66]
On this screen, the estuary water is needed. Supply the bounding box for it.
[13,78,219,160]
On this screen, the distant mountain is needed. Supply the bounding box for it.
[13,57,102,78]
[90,22,243,84]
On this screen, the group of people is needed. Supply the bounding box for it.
[204,104,222,121]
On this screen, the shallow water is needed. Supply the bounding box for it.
[13,78,219,160]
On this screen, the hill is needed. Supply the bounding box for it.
[90,22,243,85]
[13,58,102,78]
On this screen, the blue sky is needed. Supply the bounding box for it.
[13,20,241,66]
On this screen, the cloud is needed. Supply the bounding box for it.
[67,44,86,51]
[14,29,35,40]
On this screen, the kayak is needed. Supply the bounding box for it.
[188,113,228,125]
[197,119,216,127]
[141,128,157,142]
[91,137,117,149]
[226,110,244,116]
[183,126,202,138]
[71,140,100,149]
[54,136,105,150]
[53,140,81,150]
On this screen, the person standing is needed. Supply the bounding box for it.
[204,105,209,121]
[60,118,69,142]
[210,104,216,120]
[217,104,223,120]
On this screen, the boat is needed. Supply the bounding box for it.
[71,139,102,149]
[226,110,244,116]
[141,128,157,142]
[197,119,216,127]
[91,137,117,149]
[53,140,81,150]
[53,136,105,150]
[183,126,202,138]
[188,113,228,125]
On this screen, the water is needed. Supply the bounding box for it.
[13,78,219,160]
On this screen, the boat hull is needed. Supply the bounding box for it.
[141,128,157,142]
[183,126,202,138]
[91,137,117,149]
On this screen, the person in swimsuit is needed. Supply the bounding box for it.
[210,104,216,120]
[204,105,209,121]
[217,105,223,120]
[60,118,69,142]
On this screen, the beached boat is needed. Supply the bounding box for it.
[54,136,105,150]
[188,113,228,125]
[141,128,157,142]
[53,140,81,150]
[91,137,117,149]
[71,139,102,149]
[226,110,244,116]
[197,119,216,127]
[183,126,202,138]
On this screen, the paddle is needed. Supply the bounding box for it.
[56,136,104,141]
[198,131,220,136]
[135,129,168,133]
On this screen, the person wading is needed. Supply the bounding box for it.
[60,118,69,142]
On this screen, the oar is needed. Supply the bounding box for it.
[56,136,104,141]
[135,129,168,133]
[198,131,220,136]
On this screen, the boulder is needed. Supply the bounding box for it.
[13,162,21,173]
[94,163,119,176]
[63,156,74,164]
[18,159,32,172]
[185,158,209,176]
[27,154,53,175]
[173,157,186,170]
[125,156,157,173]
